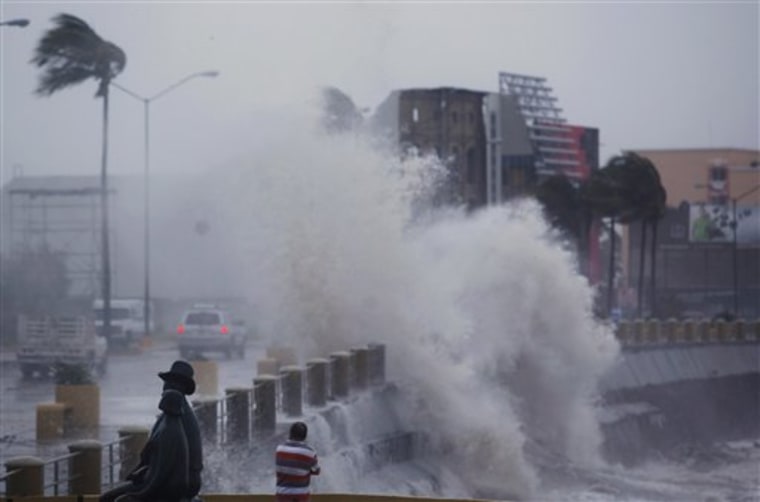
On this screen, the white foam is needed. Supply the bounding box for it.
[173,99,620,498]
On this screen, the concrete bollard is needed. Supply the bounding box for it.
[68,439,102,495]
[191,360,219,396]
[4,456,45,496]
[257,358,279,376]
[225,387,251,443]
[280,365,303,417]
[735,319,746,340]
[192,397,219,443]
[696,319,710,342]
[643,319,659,344]
[351,347,369,390]
[36,402,67,440]
[670,319,684,342]
[368,343,386,385]
[306,358,328,407]
[118,426,149,480]
[329,351,351,399]
[253,376,277,435]
[683,320,696,343]
[266,346,298,367]
[631,319,645,344]
[55,383,100,430]
[714,319,728,341]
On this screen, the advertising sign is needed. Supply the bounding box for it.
[689,203,760,244]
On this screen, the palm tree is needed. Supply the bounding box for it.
[590,152,667,318]
[32,13,126,341]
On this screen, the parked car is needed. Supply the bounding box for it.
[176,304,246,359]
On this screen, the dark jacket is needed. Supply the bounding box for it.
[138,383,203,497]
[181,394,203,496]
[129,390,189,501]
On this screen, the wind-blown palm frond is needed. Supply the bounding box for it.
[31,13,126,96]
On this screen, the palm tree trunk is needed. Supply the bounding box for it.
[100,82,112,342]
[607,217,616,316]
[637,220,647,318]
[650,219,659,318]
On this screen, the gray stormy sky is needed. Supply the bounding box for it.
[1,1,758,183]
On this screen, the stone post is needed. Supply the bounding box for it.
[266,346,298,366]
[351,347,369,390]
[68,439,102,495]
[329,351,350,399]
[253,376,277,435]
[191,360,219,396]
[306,358,328,407]
[36,402,67,440]
[55,383,100,430]
[257,358,279,376]
[225,387,251,443]
[368,343,386,384]
[280,365,303,417]
[4,456,44,496]
[192,397,219,443]
[118,426,149,480]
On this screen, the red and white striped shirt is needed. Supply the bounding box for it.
[275,439,320,501]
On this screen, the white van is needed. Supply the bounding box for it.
[93,298,152,347]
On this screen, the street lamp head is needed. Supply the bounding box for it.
[1,18,30,27]
[199,70,220,78]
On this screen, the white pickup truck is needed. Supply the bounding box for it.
[16,315,108,379]
[93,298,152,348]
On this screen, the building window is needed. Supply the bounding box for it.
[451,111,458,124]
[412,107,419,123]
[708,165,728,204]
[466,147,477,183]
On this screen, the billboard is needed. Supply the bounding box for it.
[689,203,760,244]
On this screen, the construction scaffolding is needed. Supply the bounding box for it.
[4,178,116,297]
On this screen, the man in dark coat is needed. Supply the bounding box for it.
[100,360,203,502]
[157,360,203,498]
[100,390,189,502]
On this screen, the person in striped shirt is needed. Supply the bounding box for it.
[275,421,321,501]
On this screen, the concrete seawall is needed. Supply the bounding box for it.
[600,342,760,465]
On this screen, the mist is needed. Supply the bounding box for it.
[145,96,620,497]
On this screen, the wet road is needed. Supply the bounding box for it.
[0,338,268,465]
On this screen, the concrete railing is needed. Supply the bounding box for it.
[2,343,387,498]
[189,343,386,444]
[614,318,760,347]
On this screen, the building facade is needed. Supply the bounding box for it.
[624,148,760,318]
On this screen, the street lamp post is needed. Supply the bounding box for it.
[0,18,30,27]
[731,184,760,315]
[112,70,219,339]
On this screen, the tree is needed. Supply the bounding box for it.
[579,157,641,316]
[583,152,668,318]
[31,13,126,339]
[535,174,596,278]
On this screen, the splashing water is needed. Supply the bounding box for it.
[173,101,620,498]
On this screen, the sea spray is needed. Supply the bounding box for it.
[173,102,619,497]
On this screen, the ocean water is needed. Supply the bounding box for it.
[155,99,758,501]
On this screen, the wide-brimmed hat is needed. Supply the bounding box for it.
[158,360,196,395]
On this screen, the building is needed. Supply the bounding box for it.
[623,148,760,318]
[373,87,489,208]
[372,73,601,281]
[372,74,600,209]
